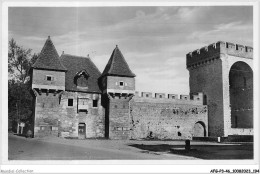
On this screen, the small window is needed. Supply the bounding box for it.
[46,75,52,81]
[178,132,181,136]
[172,96,175,99]
[93,100,98,107]
[159,95,162,98]
[68,99,73,106]
[79,109,88,113]
[119,81,124,86]
[146,94,149,97]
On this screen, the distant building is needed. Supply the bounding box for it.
[30,36,253,140]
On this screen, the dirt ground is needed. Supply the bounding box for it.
[8,133,253,160]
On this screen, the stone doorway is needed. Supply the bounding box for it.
[78,123,86,139]
[193,121,206,137]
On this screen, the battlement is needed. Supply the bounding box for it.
[134,91,204,105]
[186,41,253,68]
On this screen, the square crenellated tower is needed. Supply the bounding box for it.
[186,41,253,137]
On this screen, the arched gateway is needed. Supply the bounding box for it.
[229,61,253,128]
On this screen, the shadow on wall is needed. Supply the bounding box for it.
[127,143,253,159]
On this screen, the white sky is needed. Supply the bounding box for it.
[8,6,253,94]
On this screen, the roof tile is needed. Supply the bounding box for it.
[101,45,135,77]
[32,36,67,71]
[60,54,101,93]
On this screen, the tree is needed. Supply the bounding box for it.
[8,38,39,131]
[8,38,37,83]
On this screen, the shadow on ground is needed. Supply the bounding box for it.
[128,143,253,159]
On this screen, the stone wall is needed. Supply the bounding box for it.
[33,92,61,137]
[32,69,65,90]
[107,97,131,139]
[188,59,224,137]
[129,97,208,140]
[107,76,135,91]
[33,91,105,138]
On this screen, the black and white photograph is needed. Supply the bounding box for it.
[1,1,259,174]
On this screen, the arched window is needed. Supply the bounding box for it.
[74,70,89,88]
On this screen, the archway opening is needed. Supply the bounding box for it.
[229,61,253,128]
[193,121,206,137]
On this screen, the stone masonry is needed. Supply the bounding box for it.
[30,37,253,140]
[187,41,253,137]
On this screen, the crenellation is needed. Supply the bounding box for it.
[186,41,253,68]
[141,92,153,98]
[236,44,244,51]
[191,92,203,101]
[168,94,178,99]
[135,91,204,105]
[245,46,253,52]
[155,93,165,99]
[226,42,235,49]
[180,95,190,100]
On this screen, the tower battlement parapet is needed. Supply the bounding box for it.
[186,41,253,68]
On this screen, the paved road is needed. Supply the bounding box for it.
[8,134,196,160]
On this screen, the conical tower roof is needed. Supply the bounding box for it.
[101,45,135,77]
[32,36,67,71]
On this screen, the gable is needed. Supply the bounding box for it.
[60,54,101,93]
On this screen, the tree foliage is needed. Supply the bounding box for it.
[8,38,39,128]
